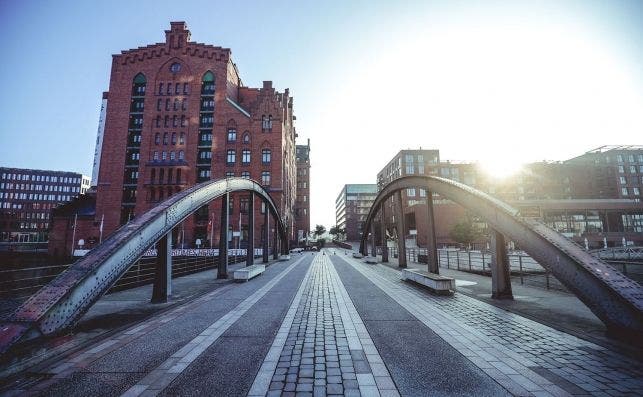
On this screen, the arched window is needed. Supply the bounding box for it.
[243,132,250,143]
[181,115,186,127]
[174,98,179,111]
[163,133,169,145]
[170,151,176,160]
[173,115,177,127]
[158,82,164,95]
[165,98,170,111]
[132,73,146,96]
[155,133,160,145]
[179,150,185,160]
[179,132,185,145]
[242,149,251,164]
[262,149,271,164]
[201,71,215,94]
[171,132,177,145]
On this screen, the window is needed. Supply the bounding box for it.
[199,151,212,160]
[262,115,272,132]
[628,155,635,163]
[176,169,182,183]
[227,129,237,142]
[182,99,187,111]
[173,115,178,127]
[156,116,161,128]
[162,151,167,160]
[622,187,629,196]
[407,188,416,197]
[226,150,236,164]
[158,82,164,95]
[170,151,176,160]
[181,115,186,127]
[151,169,156,182]
[243,133,250,143]
[240,197,249,213]
[241,171,250,179]
[617,154,624,163]
[630,165,636,173]
[178,150,185,160]
[175,83,180,94]
[634,187,641,196]
[183,83,189,94]
[179,132,185,145]
[153,151,159,161]
[154,133,160,145]
[262,149,271,164]
[164,115,169,127]
[201,71,215,94]
[163,133,169,145]
[199,169,211,178]
[261,171,271,186]
[159,169,165,183]
[420,189,427,197]
[242,149,251,164]
[620,176,627,184]
[166,83,172,95]
[165,98,170,111]
[173,98,179,111]
[618,165,625,173]
[226,171,234,177]
[167,169,173,184]
[157,99,162,111]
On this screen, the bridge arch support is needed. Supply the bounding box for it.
[359,176,643,336]
[0,178,289,353]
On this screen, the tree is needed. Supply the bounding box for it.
[329,225,345,240]
[449,217,484,249]
[313,224,327,238]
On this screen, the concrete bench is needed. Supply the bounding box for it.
[233,264,266,282]
[364,256,378,264]
[401,269,456,295]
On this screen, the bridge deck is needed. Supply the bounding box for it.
[2,251,641,396]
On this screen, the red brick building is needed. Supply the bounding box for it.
[50,22,301,255]
[294,139,311,244]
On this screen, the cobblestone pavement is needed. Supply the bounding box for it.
[336,254,643,397]
[249,253,398,397]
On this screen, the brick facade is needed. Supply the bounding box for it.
[50,22,301,255]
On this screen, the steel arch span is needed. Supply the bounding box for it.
[0,178,288,353]
[359,176,643,336]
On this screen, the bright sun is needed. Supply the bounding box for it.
[478,160,524,180]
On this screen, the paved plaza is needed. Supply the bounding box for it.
[2,250,642,396]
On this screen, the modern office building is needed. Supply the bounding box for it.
[294,139,311,244]
[335,184,378,241]
[0,168,90,246]
[49,21,302,255]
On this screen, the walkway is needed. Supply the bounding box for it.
[1,250,641,396]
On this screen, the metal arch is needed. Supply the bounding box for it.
[0,178,288,353]
[359,175,643,336]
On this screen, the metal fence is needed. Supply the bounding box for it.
[379,246,642,292]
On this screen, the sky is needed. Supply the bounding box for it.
[0,0,641,228]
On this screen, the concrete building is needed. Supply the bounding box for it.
[294,139,311,244]
[335,184,378,241]
[49,21,302,256]
[0,168,90,247]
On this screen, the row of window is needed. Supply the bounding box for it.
[3,212,50,220]
[9,222,49,230]
[0,193,74,201]
[0,173,83,184]
[619,176,643,185]
[157,98,188,112]
[149,168,183,185]
[618,165,643,174]
[616,154,643,163]
[155,115,187,128]
[158,82,190,96]
[621,187,641,196]
[155,132,186,146]
[225,149,272,164]
[0,183,81,193]
[151,150,186,161]
[149,186,182,202]
[199,170,271,186]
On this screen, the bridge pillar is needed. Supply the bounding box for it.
[380,204,388,262]
[370,223,377,257]
[273,213,279,260]
[426,189,439,274]
[151,232,172,303]
[262,204,269,263]
[218,193,229,279]
[490,230,513,299]
[395,190,407,268]
[246,192,255,266]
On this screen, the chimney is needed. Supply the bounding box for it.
[165,21,191,49]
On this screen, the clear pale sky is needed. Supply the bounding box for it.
[0,0,641,229]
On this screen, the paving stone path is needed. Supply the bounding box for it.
[336,254,643,397]
[249,253,398,397]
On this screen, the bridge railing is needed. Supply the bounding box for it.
[381,247,643,291]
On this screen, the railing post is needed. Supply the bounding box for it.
[482,251,486,273]
[425,188,439,274]
[151,232,172,303]
[395,190,407,268]
[446,250,450,269]
[273,218,279,260]
[468,250,472,271]
[380,203,389,263]
[246,192,255,267]
[218,192,229,279]
[456,250,460,271]
[263,205,269,263]
[519,255,524,285]
[490,230,513,299]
